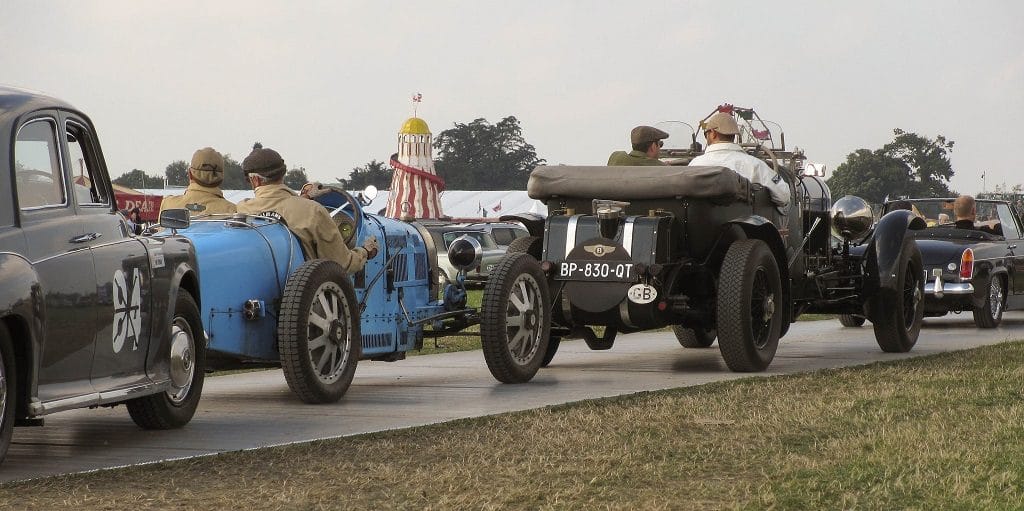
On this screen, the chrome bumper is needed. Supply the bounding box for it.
[924,269,974,297]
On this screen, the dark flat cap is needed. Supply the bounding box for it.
[242,145,287,180]
[631,125,670,145]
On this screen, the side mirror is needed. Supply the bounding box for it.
[159,209,190,231]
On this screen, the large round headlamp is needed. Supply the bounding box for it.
[447,235,483,271]
[830,195,874,240]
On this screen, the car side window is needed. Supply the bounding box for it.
[996,203,1021,239]
[66,120,110,206]
[15,118,67,209]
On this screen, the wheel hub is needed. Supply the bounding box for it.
[763,294,776,322]
[329,319,345,343]
[169,326,194,390]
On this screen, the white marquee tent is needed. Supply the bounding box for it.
[140,188,547,219]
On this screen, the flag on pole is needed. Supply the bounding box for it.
[412,93,423,102]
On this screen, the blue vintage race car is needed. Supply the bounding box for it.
[159,185,509,403]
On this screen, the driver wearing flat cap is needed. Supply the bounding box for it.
[159,147,237,216]
[689,112,791,208]
[607,126,669,166]
[235,143,378,274]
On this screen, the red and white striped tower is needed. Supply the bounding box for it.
[385,95,445,219]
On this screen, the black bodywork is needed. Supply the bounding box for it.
[493,110,925,376]
[0,87,200,429]
[883,198,1024,327]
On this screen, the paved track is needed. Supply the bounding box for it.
[4,313,1024,482]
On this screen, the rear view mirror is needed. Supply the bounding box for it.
[802,163,826,177]
[361,185,379,203]
[159,209,190,230]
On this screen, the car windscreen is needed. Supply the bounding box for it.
[887,199,1003,230]
[442,231,498,249]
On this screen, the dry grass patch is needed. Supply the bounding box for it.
[5,342,1024,510]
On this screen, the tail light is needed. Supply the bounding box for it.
[959,249,974,280]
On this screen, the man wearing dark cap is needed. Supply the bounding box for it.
[236,144,378,274]
[159,147,237,216]
[690,112,791,208]
[607,126,669,166]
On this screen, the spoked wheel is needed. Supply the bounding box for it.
[128,292,206,429]
[0,324,16,464]
[481,253,552,383]
[838,314,866,327]
[716,239,783,372]
[871,238,924,352]
[279,259,360,404]
[672,325,717,348]
[972,275,1005,328]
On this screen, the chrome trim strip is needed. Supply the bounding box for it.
[30,393,99,415]
[924,282,974,295]
[564,215,580,257]
[622,217,635,256]
[97,381,167,403]
[32,380,169,416]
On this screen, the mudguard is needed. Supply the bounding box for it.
[724,215,788,279]
[869,210,927,293]
[0,252,45,399]
[499,212,546,238]
[146,247,201,381]
[724,215,793,329]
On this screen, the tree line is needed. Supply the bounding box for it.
[113,117,1001,200]
[113,116,545,192]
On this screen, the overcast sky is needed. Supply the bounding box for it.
[3,1,1021,195]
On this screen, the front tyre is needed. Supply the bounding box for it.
[0,324,17,464]
[972,275,1005,328]
[838,314,866,327]
[672,325,717,348]
[279,259,360,404]
[716,239,783,372]
[481,253,551,383]
[127,292,205,429]
[871,238,924,352]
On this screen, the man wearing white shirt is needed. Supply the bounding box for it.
[689,112,791,208]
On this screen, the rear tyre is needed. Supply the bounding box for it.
[506,236,543,259]
[972,275,1005,328]
[127,292,205,429]
[838,314,866,327]
[481,253,551,383]
[672,325,717,348]
[540,336,560,367]
[871,238,924,352]
[279,259,360,404]
[0,323,16,464]
[716,239,783,372]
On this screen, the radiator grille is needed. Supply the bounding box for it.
[362,333,393,349]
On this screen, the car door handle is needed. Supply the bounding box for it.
[69,232,102,243]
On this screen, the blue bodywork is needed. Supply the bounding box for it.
[170,194,461,366]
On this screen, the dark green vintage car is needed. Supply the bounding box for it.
[481,105,927,383]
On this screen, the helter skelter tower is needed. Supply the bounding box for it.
[385,93,445,219]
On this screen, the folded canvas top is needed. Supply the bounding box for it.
[527,165,751,202]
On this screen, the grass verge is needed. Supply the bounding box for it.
[4,341,1024,509]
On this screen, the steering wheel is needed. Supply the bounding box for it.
[306,185,364,249]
